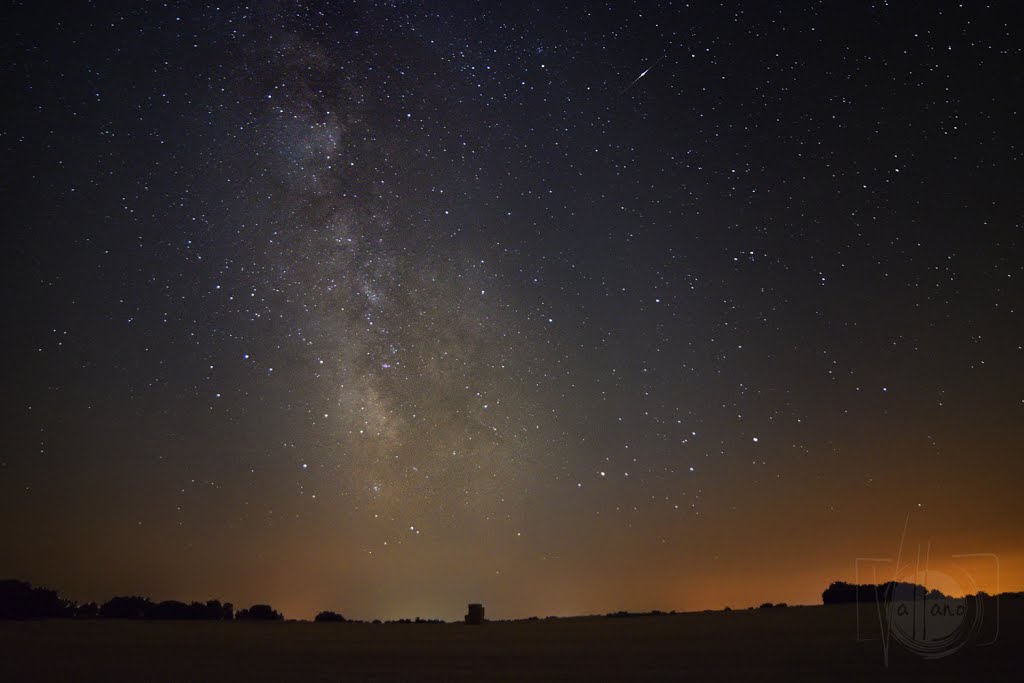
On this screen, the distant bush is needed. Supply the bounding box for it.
[758,602,775,610]
[314,611,346,622]
[236,604,283,621]
[821,581,945,605]
[214,600,234,621]
[150,600,190,619]
[0,580,73,619]
[75,602,99,618]
[96,596,232,620]
[99,596,155,619]
[384,617,444,624]
[605,610,672,619]
[150,599,233,620]
[821,582,862,604]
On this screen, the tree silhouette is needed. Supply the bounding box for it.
[314,610,346,622]
[99,596,154,619]
[0,580,73,618]
[235,604,283,621]
[75,602,99,618]
[821,581,946,605]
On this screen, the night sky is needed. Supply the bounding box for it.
[3,1,1022,621]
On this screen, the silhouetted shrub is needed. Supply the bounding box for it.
[821,581,945,605]
[606,610,671,618]
[214,600,234,620]
[315,610,346,622]
[822,581,862,604]
[95,596,234,620]
[99,596,154,619]
[1,581,239,621]
[236,604,283,621]
[758,602,775,609]
[151,600,190,619]
[385,617,443,624]
[0,580,73,619]
[75,602,99,618]
[187,599,233,620]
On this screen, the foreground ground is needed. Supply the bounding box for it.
[1,602,1020,681]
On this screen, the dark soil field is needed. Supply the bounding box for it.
[2,602,1021,681]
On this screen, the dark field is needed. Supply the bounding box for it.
[2,603,1021,681]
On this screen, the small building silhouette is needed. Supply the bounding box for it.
[465,603,485,624]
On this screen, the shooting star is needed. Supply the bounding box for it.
[622,55,665,94]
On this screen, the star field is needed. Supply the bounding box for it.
[2,1,1022,620]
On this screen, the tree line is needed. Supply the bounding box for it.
[821,581,1022,604]
[0,579,291,621]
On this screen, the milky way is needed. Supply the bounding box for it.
[233,26,549,524]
